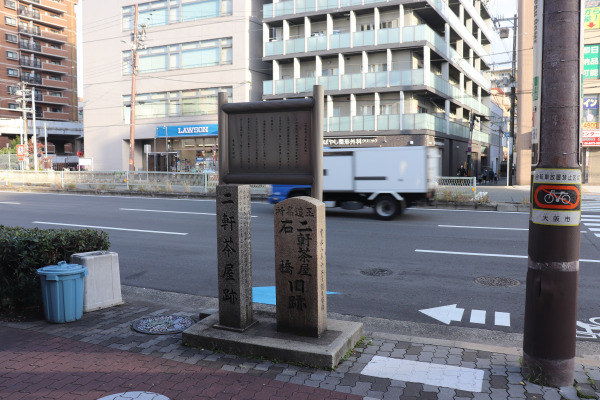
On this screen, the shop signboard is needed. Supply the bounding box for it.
[584,45,600,79]
[583,130,600,146]
[155,124,218,138]
[584,96,599,129]
[585,7,600,29]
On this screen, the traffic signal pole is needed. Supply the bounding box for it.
[523,0,582,387]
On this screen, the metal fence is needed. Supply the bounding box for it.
[435,177,477,202]
[0,170,270,196]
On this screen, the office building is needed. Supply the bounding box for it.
[83,0,269,171]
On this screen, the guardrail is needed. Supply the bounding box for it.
[0,170,270,196]
[436,176,478,202]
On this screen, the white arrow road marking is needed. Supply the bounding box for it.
[419,304,465,325]
[470,310,486,324]
[33,221,188,236]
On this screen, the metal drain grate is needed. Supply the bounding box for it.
[474,276,521,288]
[360,268,393,277]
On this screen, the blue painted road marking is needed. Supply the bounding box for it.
[253,286,340,305]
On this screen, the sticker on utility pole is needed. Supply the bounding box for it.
[531,168,581,226]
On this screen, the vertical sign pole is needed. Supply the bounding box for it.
[523,0,581,387]
[311,85,324,201]
[218,92,229,185]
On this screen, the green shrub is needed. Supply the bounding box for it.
[0,226,110,312]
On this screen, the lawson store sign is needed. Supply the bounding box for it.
[156,124,218,138]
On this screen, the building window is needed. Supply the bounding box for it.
[122,0,232,30]
[5,33,17,43]
[8,103,18,109]
[50,91,61,97]
[5,16,16,26]
[4,0,16,9]
[7,85,18,95]
[123,37,232,75]
[6,51,18,60]
[122,86,232,120]
[49,75,61,81]
[7,68,18,77]
[51,106,62,113]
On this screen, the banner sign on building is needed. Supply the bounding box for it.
[585,7,600,29]
[583,130,600,146]
[156,124,218,138]
[584,96,599,129]
[584,45,600,78]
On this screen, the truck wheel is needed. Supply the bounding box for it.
[373,195,399,220]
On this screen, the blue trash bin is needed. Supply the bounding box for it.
[37,261,88,323]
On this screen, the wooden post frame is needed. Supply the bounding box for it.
[218,85,324,201]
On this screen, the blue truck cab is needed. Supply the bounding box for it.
[268,184,311,204]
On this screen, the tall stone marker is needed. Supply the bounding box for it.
[274,196,326,337]
[215,184,255,331]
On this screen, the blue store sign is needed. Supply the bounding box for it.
[156,124,218,138]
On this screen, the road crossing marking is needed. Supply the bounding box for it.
[438,225,527,231]
[495,312,511,327]
[361,356,484,392]
[415,249,600,263]
[0,201,20,204]
[470,310,486,324]
[33,221,188,236]
[120,208,259,218]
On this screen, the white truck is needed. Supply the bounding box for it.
[269,146,440,220]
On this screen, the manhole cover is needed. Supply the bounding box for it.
[360,268,393,277]
[474,276,521,288]
[132,315,194,335]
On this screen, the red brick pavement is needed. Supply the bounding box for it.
[0,326,362,400]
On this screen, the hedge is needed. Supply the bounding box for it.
[0,225,110,312]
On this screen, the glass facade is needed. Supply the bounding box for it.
[122,0,233,29]
[123,87,232,120]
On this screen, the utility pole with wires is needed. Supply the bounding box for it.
[126,4,147,171]
[493,14,518,186]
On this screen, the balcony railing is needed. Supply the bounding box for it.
[20,58,42,68]
[19,7,41,19]
[19,41,42,52]
[265,24,491,90]
[22,75,42,85]
[19,26,42,36]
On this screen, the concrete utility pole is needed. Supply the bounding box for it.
[523,0,582,387]
[127,5,146,171]
[508,14,517,186]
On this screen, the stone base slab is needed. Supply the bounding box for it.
[182,311,363,369]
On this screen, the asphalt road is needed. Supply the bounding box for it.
[1,191,599,341]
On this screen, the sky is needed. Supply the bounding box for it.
[486,0,519,68]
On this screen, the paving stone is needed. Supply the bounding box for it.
[449,348,464,355]
[403,355,419,361]
[540,387,562,400]
[577,383,600,399]
[422,384,440,393]
[460,361,476,369]
[390,349,406,358]
[447,355,462,365]
[370,378,391,393]
[489,387,508,400]
[507,372,523,384]
[394,341,411,350]
[350,381,371,396]
[382,387,404,399]
[418,392,439,400]
[523,382,544,395]
[438,387,457,400]
[463,351,478,362]
[405,346,423,356]
[389,380,407,388]
[422,345,437,352]
[558,385,579,400]
[418,352,434,362]
[366,390,384,398]
[335,385,352,393]
[403,382,423,397]
[454,389,474,398]
[490,375,508,389]
[507,384,526,398]
[432,357,447,365]
[476,359,491,369]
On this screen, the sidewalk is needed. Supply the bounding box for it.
[1,286,599,400]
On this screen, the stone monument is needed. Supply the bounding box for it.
[215,184,255,331]
[274,196,326,337]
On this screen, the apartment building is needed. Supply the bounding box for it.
[262,0,495,176]
[83,0,269,171]
[0,0,80,159]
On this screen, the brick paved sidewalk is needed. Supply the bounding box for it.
[1,296,599,400]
